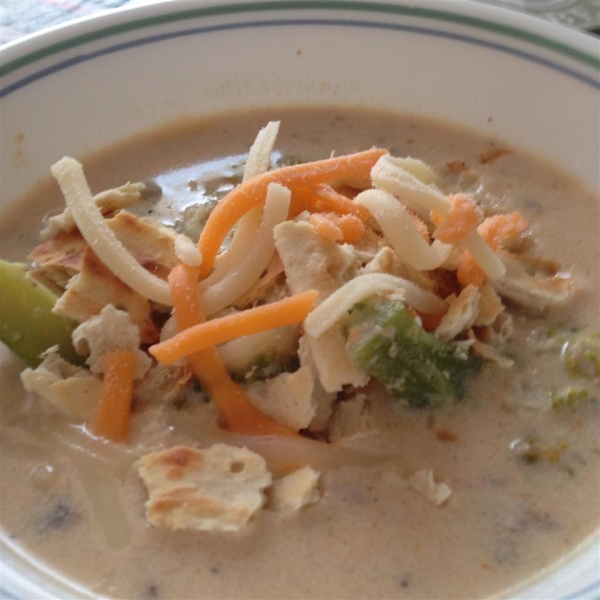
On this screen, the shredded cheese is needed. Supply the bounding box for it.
[201,183,291,316]
[199,121,280,291]
[50,157,172,305]
[355,189,451,270]
[371,154,449,217]
[174,234,203,267]
[304,273,446,338]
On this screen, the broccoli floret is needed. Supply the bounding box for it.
[345,299,481,407]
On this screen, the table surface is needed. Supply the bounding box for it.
[1,0,599,46]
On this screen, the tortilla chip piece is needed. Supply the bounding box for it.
[269,466,320,513]
[72,304,151,379]
[138,444,272,532]
[435,284,481,341]
[408,469,451,506]
[28,230,86,288]
[40,182,145,240]
[53,247,159,343]
[246,366,329,432]
[108,211,179,281]
[20,347,102,422]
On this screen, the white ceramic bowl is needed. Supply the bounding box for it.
[0,1,598,598]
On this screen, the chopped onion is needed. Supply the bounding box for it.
[167,411,392,475]
[304,273,446,338]
[51,157,172,305]
[77,467,130,549]
[38,415,135,477]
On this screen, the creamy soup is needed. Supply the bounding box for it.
[0,108,598,600]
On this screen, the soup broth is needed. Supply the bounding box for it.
[0,108,598,599]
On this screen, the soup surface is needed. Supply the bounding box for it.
[0,108,599,600]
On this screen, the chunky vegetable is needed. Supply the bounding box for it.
[0,259,81,367]
[93,350,136,442]
[150,290,318,365]
[345,299,482,407]
[197,148,387,279]
[168,264,297,437]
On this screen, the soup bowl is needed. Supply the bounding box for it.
[0,1,598,598]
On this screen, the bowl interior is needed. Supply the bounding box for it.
[0,1,598,599]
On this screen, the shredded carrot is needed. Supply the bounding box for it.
[336,213,365,243]
[93,350,136,442]
[478,212,528,250]
[434,194,483,245]
[308,184,371,221]
[197,148,387,279]
[288,187,311,219]
[289,184,371,221]
[309,213,344,241]
[167,264,297,437]
[151,289,318,366]
[456,211,528,288]
[418,309,447,332]
[457,251,486,288]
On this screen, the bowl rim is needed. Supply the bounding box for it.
[0,2,598,599]
[0,0,598,88]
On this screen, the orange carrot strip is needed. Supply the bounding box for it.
[457,211,528,288]
[417,309,447,332]
[309,213,344,241]
[288,187,311,219]
[151,289,318,366]
[336,214,365,243]
[307,184,371,221]
[93,350,136,442]
[167,264,296,437]
[478,212,528,250]
[197,148,387,278]
[434,194,483,245]
[457,251,486,288]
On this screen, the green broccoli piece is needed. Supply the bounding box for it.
[0,259,81,367]
[345,299,481,407]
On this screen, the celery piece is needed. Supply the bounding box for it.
[345,299,481,407]
[0,259,81,367]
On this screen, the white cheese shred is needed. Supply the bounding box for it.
[370,154,450,217]
[201,182,291,316]
[355,189,451,270]
[370,155,506,281]
[50,157,173,306]
[199,121,280,291]
[464,230,506,280]
[174,234,203,267]
[304,273,446,338]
